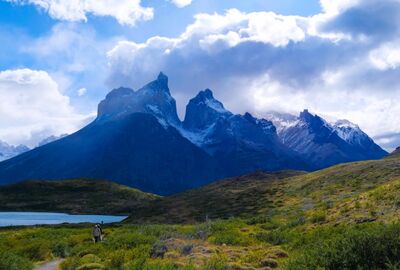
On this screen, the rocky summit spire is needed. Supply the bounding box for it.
[97,72,180,125]
[183,89,231,130]
[141,72,170,94]
[157,72,168,85]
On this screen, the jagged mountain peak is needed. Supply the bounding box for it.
[183,89,231,131]
[299,109,322,123]
[196,88,214,99]
[105,87,134,99]
[191,89,229,114]
[97,72,180,125]
[139,72,170,94]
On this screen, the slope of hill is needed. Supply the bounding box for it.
[125,154,400,224]
[388,146,400,158]
[0,179,159,215]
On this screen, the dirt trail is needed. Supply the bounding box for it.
[34,259,62,270]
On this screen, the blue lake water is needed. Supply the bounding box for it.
[0,212,127,227]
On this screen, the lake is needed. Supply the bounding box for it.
[0,212,128,227]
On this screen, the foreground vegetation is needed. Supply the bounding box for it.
[2,218,400,270]
[1,153,400,269]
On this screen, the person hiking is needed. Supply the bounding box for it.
[92,224,102,243]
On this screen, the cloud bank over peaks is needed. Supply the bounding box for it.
[105,0,400,151]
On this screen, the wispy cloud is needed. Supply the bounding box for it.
[5,0,154,26]
[170,0,192,8]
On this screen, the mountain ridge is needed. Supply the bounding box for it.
[0,73,388,195]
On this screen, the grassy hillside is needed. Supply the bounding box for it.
[0,179,159,215]
[1,156,400,269]
[126,155,400,224]
[126,170,305,223]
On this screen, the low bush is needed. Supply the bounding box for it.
[286,223,400,270]
[0,252,33,270]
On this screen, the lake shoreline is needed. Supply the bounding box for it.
[0,212,128,227]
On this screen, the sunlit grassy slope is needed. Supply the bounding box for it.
[2,155,400,270]
[126,154,400,225]
[0,179,159,215]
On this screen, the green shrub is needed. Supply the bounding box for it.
[0,252,32,270]
[203,254,228,270]
[76,262,105,270]
[52,242,70,258]
[286,223,400,270]
[59,257,79,270]
[256,229,293,245]
[18,242,51,261]
[309,210,326,224]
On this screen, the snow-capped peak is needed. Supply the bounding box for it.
[332,119,367,144]
[334,119,360,130]
[193,89,229,114]
[97,72,180,126]
[264,111,299,134]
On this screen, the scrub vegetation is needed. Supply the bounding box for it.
[1,154,400,269]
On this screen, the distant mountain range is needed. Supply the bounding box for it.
[0,134,68,162]
[266,110,388,169]
[0,73,388,194]
[0,141,29,162]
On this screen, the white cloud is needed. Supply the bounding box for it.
[0,69,93,147]
[370,41,400,70]
[77,87,87,96]
[319,0,360,14]
[107,9,309,83]
[6,0,154,26]
[170,0,192,8]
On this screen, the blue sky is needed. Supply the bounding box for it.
[0,0,399,151]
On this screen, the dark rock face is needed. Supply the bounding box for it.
[98,72,180,126]
[0,113,222,195]
[183,89,232,131]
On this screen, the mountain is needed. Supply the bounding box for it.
[332,119,387,159]
[388,146,400,158]
[97,72,180,126]
[125,153,400,224]
[267,110,387,169]
[0,179,158,215]
[0,73,386,194]
[0,140,29,162]
[182,90,308,175]
[0,74,222,195]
